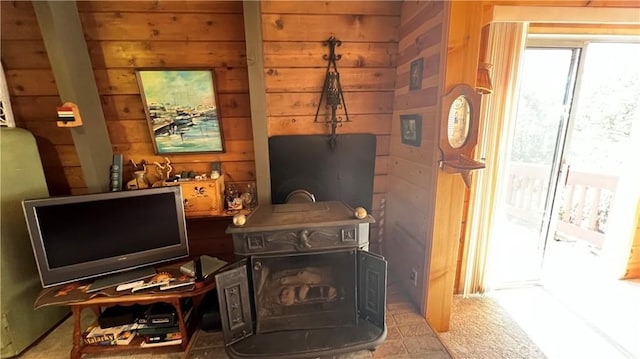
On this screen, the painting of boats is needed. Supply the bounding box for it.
[136,70,225,154]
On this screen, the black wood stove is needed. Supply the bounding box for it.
[216,201,387,358]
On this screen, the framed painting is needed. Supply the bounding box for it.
[409,58,424,91]
[400,114,421,147]
[136,69,225,154]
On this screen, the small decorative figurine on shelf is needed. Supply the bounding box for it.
[240,182,257,210]
[152,157,173,187]
[225,184,243,212]
[126,159,150,190]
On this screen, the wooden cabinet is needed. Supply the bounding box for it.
[165,178,225,217]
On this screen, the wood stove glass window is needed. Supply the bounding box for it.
[251,250,357,334]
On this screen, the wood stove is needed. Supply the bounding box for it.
[216,201,387,358]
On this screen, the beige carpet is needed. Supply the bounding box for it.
[439,295,545,359]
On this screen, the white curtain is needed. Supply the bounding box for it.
[462,22,528,295]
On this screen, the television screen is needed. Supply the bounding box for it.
[22,186,189,290]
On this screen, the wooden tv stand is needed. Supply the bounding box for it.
[66,280,216,359]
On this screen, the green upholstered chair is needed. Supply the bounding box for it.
[1,128,69,358]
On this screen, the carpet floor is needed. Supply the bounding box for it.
[438,295,545,359]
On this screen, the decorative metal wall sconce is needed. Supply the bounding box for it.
[476,62,493,95]
[315,36,350,149]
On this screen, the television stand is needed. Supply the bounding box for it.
[65,279,216,359]
[86,266,157,293]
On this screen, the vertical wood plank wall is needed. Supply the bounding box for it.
[383,1,445,309]
[259,1,402,227]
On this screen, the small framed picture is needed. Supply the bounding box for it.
[409,58,424,91]
[400,114,421,147]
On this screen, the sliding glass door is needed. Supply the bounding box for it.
[491,41,639,287]
[491,47,580,286]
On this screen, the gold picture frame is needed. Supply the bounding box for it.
[136,69,225,154]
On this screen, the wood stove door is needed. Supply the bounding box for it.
[215,259,254,345]
[357,250,387,328]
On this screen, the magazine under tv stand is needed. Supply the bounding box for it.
[65,279,216,359]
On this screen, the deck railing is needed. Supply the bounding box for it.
[504,162,618,249]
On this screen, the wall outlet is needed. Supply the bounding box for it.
[410,269,418,286]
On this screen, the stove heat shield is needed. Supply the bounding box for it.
[269,134,376,212]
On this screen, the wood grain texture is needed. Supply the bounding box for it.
[384,0,445,328]
[266,92,394,116]
[263,42,398,68]
[113,140,255,163]
[264,67,396,92]
[80,13,245,41]
[268,114,392,136]
[262,1,402,16]
[262,14,400,42]
[624,201,640,279]
[427,173,467,332]
[10,96,61,121]
[423,0,482,332]
[93,68,249,95]
[77,1,243,14]
[186,216,236,263]
[100,93,251,121]
[383,220,426,305]
[1,40,50,69]
[0,1,41,40]
[86,41,247,68]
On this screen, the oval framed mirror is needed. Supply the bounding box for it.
[438,83,484,181]
[447,95,471,149]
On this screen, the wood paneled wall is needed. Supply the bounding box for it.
[1,1,81,195]
[78,1,254,186]
[260,1,402,226]
[383,1,446,309]
[1,1,254,194]
[624,201,640,279]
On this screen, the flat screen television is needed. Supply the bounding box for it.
[22,186,189,292]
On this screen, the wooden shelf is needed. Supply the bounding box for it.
[440,157,485,173]
[66,280,216,359]
[439,155,485,188]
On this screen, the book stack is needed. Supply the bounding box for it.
[82,323,139,346]
[83,298,193,348]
